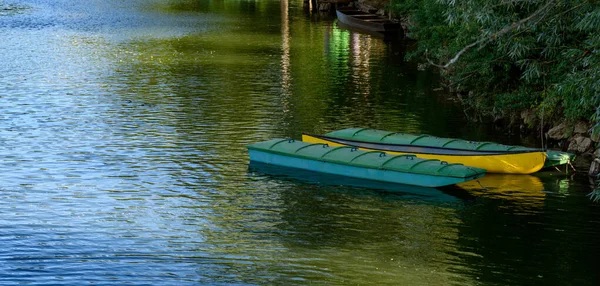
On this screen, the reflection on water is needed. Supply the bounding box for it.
[1,0,600,285]
[245,163,472,285]
[457,174,546,210]
[449,175,600,286]
[248,161,459,201]
[335,20,402,41]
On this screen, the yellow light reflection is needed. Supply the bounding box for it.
[458,174,546,209]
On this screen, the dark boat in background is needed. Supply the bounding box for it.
[335,6,401,34]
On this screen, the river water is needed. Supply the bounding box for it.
[1,0,599,285]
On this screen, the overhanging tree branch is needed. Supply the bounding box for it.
[439,0,559,69]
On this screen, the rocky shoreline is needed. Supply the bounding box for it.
[544,120,598,176]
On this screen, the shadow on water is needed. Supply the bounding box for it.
[245,162,473,285]
[248,161,460,202]
[441,172,600,286]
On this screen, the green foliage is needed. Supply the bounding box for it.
[390,0,600,126]
[591,174,600,203]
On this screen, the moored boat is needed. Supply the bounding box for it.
[247,138,486,188]
[335,6,400,34]
[302,128,548,174]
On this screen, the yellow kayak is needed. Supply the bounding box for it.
[302,129,547,174]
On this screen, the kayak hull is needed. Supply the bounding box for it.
[248,161,460,200]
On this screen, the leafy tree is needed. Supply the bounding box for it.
[390,0,600,130]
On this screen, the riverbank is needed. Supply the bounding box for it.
[372,0,599,175]
[338,0,598,175]
[3,1,600,284]
[528,117,597,174]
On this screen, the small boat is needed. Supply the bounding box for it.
[247,138,486,188]
[335,7,400,34]
[302,128,549,174]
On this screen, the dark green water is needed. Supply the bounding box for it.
[1,0,599,285]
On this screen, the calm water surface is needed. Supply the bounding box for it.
[1,0,599,285]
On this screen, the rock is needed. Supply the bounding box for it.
[589,158,600,177]
[567,134,593,153]
[358,0,388,11]
[547,122,570,140]
[520,109,536,126]
[573,121,590,134]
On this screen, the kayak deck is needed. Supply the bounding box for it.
[324,128,540,152]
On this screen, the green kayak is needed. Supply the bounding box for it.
[248,138,486,188]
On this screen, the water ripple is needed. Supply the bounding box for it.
[2,0,600,285]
